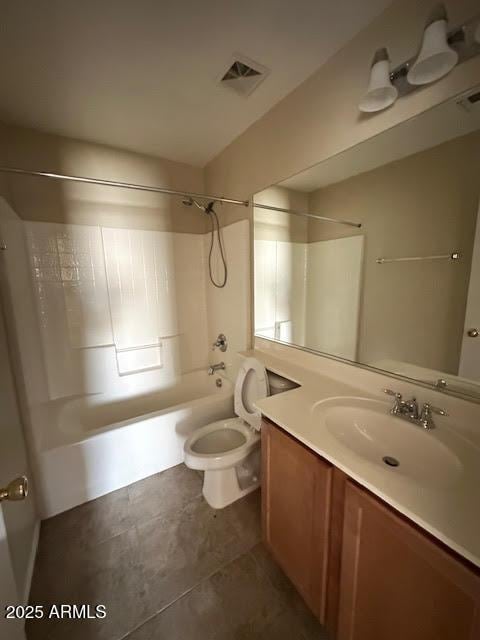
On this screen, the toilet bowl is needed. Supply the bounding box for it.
[183,357,269,509]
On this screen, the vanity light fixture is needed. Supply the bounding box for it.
[407,4,458,86]
[359,48,398,113]
[359,6,480,113]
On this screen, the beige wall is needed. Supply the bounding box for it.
[205,0,480,228]
[254,185,308,242]
[308,131,480,374]
[0,122,206,233]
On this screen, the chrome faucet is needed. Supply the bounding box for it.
[208,362,225,375]
[383,389,447,430]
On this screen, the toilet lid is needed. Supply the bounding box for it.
[234,357,269,431]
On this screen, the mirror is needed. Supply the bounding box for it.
[253,85,480,401]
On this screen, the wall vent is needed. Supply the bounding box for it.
[466,90,480,105]
[457,89,480,112]
[219,54,269,97]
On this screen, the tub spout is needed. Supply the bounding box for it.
[208,362,225,375]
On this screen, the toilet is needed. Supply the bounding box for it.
[184,357,269,509]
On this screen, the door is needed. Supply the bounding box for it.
[1,511,25,640]
[0,249,37,639]
[338,481,480,640]
[261,419,332,621]
[459,201,480,379]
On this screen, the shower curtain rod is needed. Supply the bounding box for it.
[253,202,361,229]
[0,167,249,207]
[0,166,361,228]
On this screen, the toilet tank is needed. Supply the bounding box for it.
[267,371,299,396]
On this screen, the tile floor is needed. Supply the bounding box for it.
[27,464,329,640]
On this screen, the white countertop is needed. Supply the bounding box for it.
[247,348,480,570]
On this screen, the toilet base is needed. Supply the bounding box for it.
[203,463,260,509]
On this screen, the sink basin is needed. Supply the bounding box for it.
[312,397,462,488]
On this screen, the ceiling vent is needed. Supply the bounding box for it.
[219,54,269,97]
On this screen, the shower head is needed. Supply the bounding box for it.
[181,196,213,213]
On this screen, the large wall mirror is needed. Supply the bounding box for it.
[253,84,480,402]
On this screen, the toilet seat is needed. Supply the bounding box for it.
[184,417,259,471]
[234,357,269,431]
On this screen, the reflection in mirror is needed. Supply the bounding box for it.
[254,85,480,401]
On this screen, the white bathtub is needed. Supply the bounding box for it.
[33,372,234,517]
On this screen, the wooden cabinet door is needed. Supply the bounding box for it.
[338,481,480,640]
[261,419,333,621]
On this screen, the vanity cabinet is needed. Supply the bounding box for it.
[261,419,333,621]
[261,419,480,640]
[338,481,480,640]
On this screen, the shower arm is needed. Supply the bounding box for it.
[0,166,361,228]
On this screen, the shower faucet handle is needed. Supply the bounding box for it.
[212,333,227,352]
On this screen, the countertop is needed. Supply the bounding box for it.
[246,348,480,570]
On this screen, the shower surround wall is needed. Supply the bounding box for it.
[254,233,363,359]
[254,186,364,360]
[25,221,209,398]
[0,123,251,516]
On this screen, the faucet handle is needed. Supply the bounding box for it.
[212,333,227,352]
[383,388,402,399]
[383,388,404,414]
[422,403,448,417]
[419,402,447,429]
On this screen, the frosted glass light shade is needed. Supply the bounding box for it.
[359,55,398,113]
[407,19,458,85]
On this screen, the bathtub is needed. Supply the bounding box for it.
[33,372,234,518]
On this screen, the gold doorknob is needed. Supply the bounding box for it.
[467,328,479,338]
[0,476,28,502]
